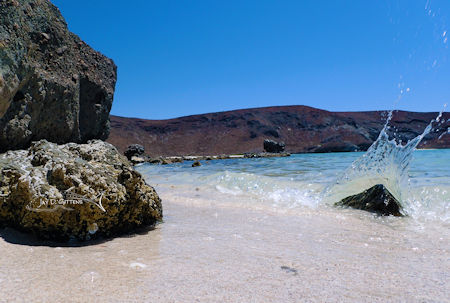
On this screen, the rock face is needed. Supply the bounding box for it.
[335,184,403,216]
[124,144,145,160]
[0,140,162,241]
[0,0,117,152]
[263,139,285,153]
[107,106,449,157]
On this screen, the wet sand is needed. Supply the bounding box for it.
[0,186,448,302]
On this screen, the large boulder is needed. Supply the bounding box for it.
[0,140,162,241]
[263,139,285,153]
[0,0,117,152]
[335,184,403,216]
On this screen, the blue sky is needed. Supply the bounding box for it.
[52,0,450,119]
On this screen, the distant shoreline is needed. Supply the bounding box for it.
[107,106,449,157]
[130,147,450,166]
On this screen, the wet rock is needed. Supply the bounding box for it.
[124,144,145,160]
[169,157,183,163]
[0,0,117,152]
[263,139,285,153]
[192,160,201,167]
[335,184,403,216]
[161,158,173,165]
[149,158,162,164]
[0,140,162,241]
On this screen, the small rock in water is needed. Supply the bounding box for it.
[161,158,173,165]
[335,184,403,216]
[192,161,201,167]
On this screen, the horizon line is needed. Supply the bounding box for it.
[110,104,445,121]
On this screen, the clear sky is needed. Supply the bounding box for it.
[52,0,450,119]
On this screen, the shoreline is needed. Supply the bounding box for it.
[129,147,450,165]
[130,152,291,165]
[1,185,447,302]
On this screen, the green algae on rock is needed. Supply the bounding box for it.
[0,140,162,241]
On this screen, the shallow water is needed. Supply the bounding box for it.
[0,150,448,302]
[138,149,450,223]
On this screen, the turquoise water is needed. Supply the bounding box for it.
[138,149,450,222]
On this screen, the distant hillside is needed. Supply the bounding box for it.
[107,106,449,156]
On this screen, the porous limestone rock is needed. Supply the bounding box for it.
[0,0,117,152]
[0,140,162,241]
[335,184,403,216]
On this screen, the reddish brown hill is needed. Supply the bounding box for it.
[107,105,449,156]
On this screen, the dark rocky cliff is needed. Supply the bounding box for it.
[107,106,449,156]
[0,0,117,152]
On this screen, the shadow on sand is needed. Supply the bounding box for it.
[0,224,158,247]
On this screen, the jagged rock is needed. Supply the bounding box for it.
[335,184,403,216]
[192,160,201,167]
[124,144,145,160]
[0,0,117,152]
[0,140,162,241]
[263,139,285,153]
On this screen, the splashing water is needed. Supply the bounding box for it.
[138,108,448,222]
[323,108,446,217]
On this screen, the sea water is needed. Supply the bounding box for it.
[137,149,450,224]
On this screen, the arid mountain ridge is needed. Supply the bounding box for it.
[107,105,449,156]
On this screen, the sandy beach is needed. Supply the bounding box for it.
[0,183,448,303]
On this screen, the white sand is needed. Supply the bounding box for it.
[0,186,448,302]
